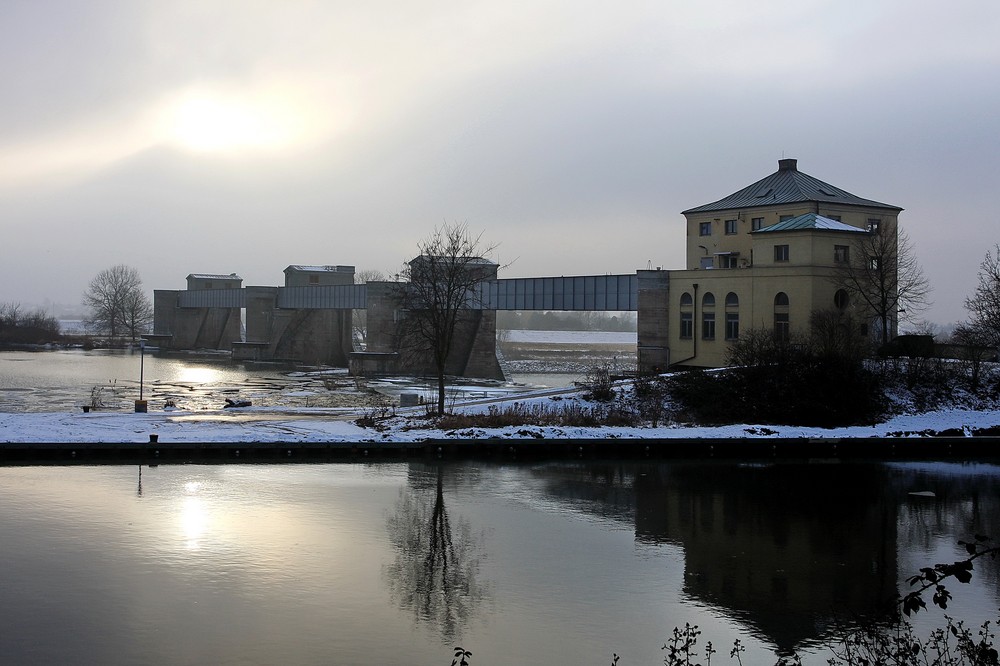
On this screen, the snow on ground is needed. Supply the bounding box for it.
[0,381,997,444]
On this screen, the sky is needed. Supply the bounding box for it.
[1,0,998,326]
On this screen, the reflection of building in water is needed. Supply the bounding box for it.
[634,463,898,654]
[525,462,900,655]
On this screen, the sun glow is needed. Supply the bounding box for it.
[159,84,332,154]
[168,94,295,152]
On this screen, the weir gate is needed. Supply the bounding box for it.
[152,271,669,379]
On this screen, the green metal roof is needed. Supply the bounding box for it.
[753,212,869,233]
[682,159,902,214]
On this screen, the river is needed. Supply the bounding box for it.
[1,460,999,665]
[0,348,578,413]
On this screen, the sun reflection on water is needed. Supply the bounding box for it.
[180,483,208,550]
[176,367,223,385]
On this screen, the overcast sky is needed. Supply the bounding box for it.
[1,0,997,325]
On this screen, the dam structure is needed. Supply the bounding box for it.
[151,264,660,380]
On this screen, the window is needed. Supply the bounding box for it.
[680,312,693,339]
[699,222,712,236]
[700,256,714,269]
[702,293,716,340]
[702,312,716,340]
[869,256,880,270]
[751,217,764,231]
[774,244,789,262]
[309,275,320,285]
[204,281,213,289]
[680,293,693,339]
[828,215,842,222]
[721,254,738,268]
[774,292,790,342]
[725,292,739,340]
[779,215,794,222]
[834,289,849,310]
[867,218,881,233]
[834,245,849,263]
[726,312,739,340]
[725,219,738,235]
[774,313,790,341]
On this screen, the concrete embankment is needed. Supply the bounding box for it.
[0,436,998,464]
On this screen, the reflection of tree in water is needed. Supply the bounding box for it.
[384,466,490,641]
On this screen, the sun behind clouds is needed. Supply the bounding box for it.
[159,84,342,154]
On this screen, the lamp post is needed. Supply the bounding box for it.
[135,340,147,413]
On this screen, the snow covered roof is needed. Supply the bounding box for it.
[753,213,870,233]
[284,265,355,273]
[186,273,242,281]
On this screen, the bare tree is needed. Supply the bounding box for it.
[397,223,499,415]
[835,225,930,345]
[963,244,1000,348]
[352,268,386,349]
[83,264,153,341]
[0,302,59,344]
[952,322,994,391]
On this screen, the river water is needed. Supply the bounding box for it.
[1,461,999,665]
[3,350,1000,664]
[0,349,575,413]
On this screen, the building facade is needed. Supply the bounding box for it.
[638,158,902,370]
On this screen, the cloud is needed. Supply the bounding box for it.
[0,0,997,325]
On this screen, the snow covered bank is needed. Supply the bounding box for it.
[0,402,997,445]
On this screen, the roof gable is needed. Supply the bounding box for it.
[682,159,902,214]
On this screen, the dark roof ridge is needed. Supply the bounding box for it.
[682,160,902,214]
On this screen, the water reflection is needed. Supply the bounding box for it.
[1,462,998,664]
[522,461,1000,657]
[384,465,491,640]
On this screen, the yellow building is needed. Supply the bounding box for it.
[639,159,902,369]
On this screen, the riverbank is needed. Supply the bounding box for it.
[2,432,999,465]
[1,400,998,459]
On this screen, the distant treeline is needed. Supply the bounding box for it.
[0,302,61,345]
[497,310,637,332]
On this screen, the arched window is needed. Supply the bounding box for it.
[679,292,693,339]
[702,292,716,340]
[725,292,739,340]
[834,289,849,310]
[774,292,790,342]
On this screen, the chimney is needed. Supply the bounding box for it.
[778,158,798,171]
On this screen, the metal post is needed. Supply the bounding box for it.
[140,339,145,401]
